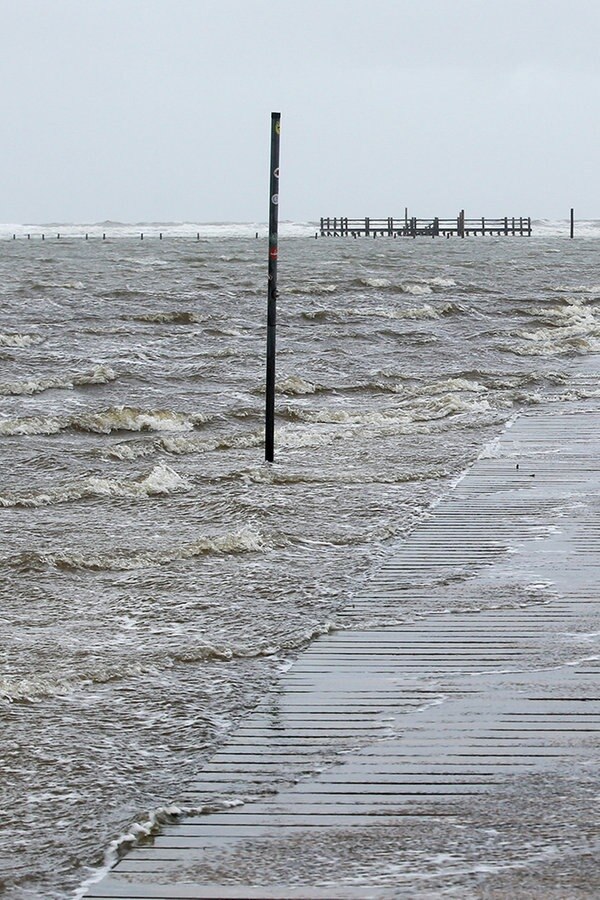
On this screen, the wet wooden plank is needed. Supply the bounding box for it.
[85,401,600,898]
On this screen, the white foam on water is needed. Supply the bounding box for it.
[0,414,64,436]
[276,374,318,395]
[0,365,117,396]
[73,798,248,900]
[401,282,433,295]
[19,525,269,572]
[0,661,149,703]
[0,220,318,240]
[105,430,263,460]
[284,394,491,428]
[0,464,192,508]
[533,218,600,239]
[0,332,42,348]
[427,276,457,287]
[360,276,392,288]
[0,406,210,436]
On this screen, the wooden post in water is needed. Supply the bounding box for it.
[570,208,574,239]
[265,111,281,463]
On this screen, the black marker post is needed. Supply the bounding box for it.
[265,112,281,462]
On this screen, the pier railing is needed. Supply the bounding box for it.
[319,214,532,238]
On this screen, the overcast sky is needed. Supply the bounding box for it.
[1,0,599,223]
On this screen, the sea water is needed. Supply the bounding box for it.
[1,221,600,898]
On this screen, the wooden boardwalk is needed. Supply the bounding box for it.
[85,378,600,898]
[319,214,532,238]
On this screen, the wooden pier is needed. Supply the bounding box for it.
[85,366,600,899]
[319,211,532,238]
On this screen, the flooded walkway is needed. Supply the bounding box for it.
[85,389,600,899]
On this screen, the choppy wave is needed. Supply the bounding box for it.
[280,394,491,427]
[0,662,150,703]
[2,621,342,706]
[105,429,263,460]
[275,371,547,400]
[0,464,191,508]
[265,393,500,453]
[284,282,338,296]
[0,365,117,396]
[0,332,43,348]
[240,466,447,486]
[0,405,211,436]
[302,301,461,323]
[128,310,201,324]
[353,275,456,293]
[276,375,319,395]
[508,299,600,356]
[554,284,600,295]
[374,376,486,398]
[4,526,269,572]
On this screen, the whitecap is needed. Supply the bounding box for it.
[0,406,210,437]
[0,465,192,508]
[0,365,117,396]
[18,525,269,572]
[276,375,318,395]
[0,332,42,348]
[427,276,457,287]
[401,283,433,295]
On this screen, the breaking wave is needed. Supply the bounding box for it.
[302,301,461,323]
[240,466,448,486]
[280,394,491,427]
[0,405,211,436]
[353,275,456,293]
[127,310,201,324]
[0,464,192,508]
[74,799,248,900]
[0,332,43,348]
[0,662,150,703]
[105,429,263,460]
[506,299,600,356]
[0,365,117,395]
[276,375,319,395]
[4,526,269,572]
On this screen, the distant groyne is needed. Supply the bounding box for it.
[319,211,532,238]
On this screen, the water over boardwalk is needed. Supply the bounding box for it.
[83,367,600,898]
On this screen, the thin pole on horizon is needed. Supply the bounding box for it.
[265,112,281,463]
[570,208,574,239]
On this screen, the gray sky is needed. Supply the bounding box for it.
[1,0,599,223]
